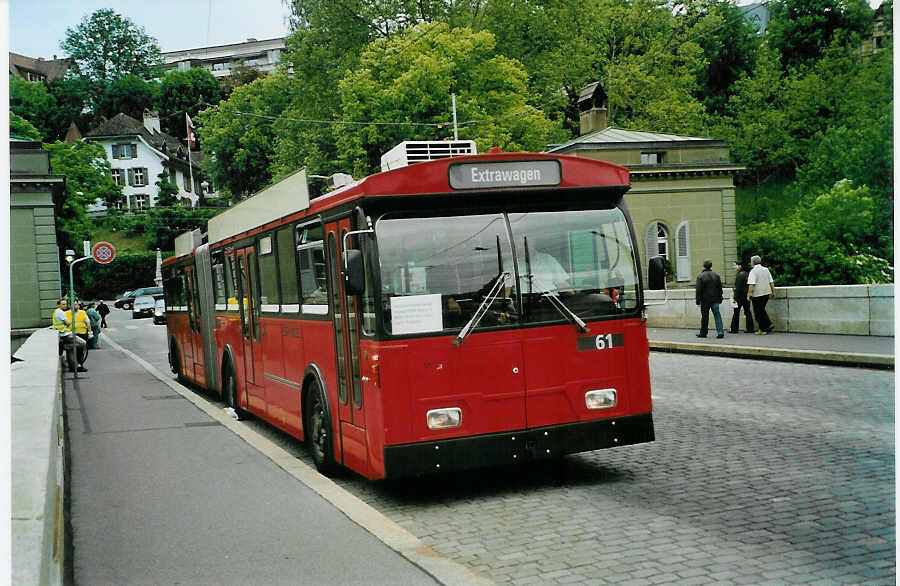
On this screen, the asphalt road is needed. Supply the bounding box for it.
[94,307,895,585]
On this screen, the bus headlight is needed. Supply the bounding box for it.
[585,389,617,410]
[426,408,462,430]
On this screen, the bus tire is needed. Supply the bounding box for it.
[305,381,337,476]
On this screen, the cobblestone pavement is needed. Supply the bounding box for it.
[119,317,894,585]
[323,353,895,585]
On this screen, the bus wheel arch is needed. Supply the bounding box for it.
[302,365,337,476]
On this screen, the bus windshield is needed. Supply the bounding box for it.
[376,208,639,336]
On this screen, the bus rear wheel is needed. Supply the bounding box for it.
[305,381,337,476]
[223,366,246,419]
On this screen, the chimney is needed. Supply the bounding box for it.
[143,109,161,134]
[577,82,608,135]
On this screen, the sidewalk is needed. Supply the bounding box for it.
[647,327,894,369]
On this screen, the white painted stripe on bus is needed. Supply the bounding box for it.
[215,304,226,310]
[302,305,328,315]
[261,304,280,313]
[281,304,300,313]
[227,303,239,311]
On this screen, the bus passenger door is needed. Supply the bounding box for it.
[184,266,206,386]
[327,220,367,475]
[235,247,265,412]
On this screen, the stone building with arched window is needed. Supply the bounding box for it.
[547,83,744,286]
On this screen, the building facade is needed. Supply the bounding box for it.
[10,139,65,331]
[162,37,286,79]
[9,52,74,82]
[547,83,744,286]
[83,111,217,211]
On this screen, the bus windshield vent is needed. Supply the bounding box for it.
[381,140,477,172]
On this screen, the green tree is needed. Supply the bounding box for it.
[46,77,95,140]
[674,0,759,115]
[196,73,297,200]
[9,77,56,139]
[325,23,564,177]
[96,74,156,120]
[219,63,264,98]
[44,141,122,248]
[156,68,222,138]
[10,112,43,140]
[61,9,163,85]
[739,181,891,285]
[154,172,180,207]
[138,207,219,250]
[766,0,873,69]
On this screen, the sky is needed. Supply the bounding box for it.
[9,0,293,59]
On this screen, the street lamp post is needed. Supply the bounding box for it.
[65,249,90,331]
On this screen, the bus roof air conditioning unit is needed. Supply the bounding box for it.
[380,140,477,172]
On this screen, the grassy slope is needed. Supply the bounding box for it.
[89,227,149,254]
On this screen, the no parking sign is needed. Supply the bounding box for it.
[91,241,116,264]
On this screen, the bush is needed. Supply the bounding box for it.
[67,251,171,300]
[738,181,892,285]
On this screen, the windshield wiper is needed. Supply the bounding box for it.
[454,272,510,346]
[541,290,589,334]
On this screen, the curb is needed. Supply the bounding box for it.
[649,340,894,369]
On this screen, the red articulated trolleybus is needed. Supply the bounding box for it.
[163,141,666,480]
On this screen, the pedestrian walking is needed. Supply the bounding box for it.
[695,259,724,339]
[65,301,91,371]
[97,300,110,328]
[729,260,755,333]
[747,255,776,335]
[86,303,102,349]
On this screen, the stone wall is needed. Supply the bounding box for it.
[12,328,65,585]
[645,284,894,336]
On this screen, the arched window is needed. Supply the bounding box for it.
[644,221,669,263]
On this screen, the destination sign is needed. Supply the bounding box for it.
[449,160,561,190]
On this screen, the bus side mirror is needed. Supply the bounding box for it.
[648,256,666,290]
[343,249,365,296]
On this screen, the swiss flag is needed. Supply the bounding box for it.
[186,113,196,148]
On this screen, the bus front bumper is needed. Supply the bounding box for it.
[383,412,654,478]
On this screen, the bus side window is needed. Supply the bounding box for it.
[225,254,238,310]
[277,226,299,313]
[212,253,226,308]
[297,223,328,314]
[178,272,188,311]
[258,234,279,312]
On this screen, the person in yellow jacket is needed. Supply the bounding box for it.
[52,297,87,372]
[64,300,92,372]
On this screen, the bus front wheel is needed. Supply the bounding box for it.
[305,382,337,476]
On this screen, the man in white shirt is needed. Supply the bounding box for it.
[746,255,776,334]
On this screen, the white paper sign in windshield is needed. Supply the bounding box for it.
[390,294,443,334]
[449,160,561,190]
